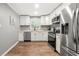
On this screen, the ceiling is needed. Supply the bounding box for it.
[8,3,61,16]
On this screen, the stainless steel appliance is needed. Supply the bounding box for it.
[70,8,79,54]
[48,31,56,50]
[24,32,31,42]
[60,5,79,56]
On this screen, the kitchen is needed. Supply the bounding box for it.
[0,3,79,56]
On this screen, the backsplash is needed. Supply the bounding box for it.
[20,25,30,30]
[20,25,51,31]
[41,25,51,30]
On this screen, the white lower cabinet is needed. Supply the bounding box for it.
[31,32,37,41]
[19,31,48,41]
[36,32,42,40]
[56,34,61,53]
[19,32,24,41]
[42,32,48,41]
[31,32,48,41]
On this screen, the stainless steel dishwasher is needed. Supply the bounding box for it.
[24,32,31,42]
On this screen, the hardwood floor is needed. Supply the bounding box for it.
[6,41,59,56]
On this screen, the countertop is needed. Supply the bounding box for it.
[19,30,53,32]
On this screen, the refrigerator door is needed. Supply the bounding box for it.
[61,8,77,52]
[68,9,77,52]
[76,8,79,53]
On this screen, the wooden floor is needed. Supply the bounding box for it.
[6,41,59,56]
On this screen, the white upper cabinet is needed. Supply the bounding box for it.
[20,16,30,25]
[46,15,52,25]
[41,15,52,25]
[41,16,46,25]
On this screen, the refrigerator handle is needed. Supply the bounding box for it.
[72,9,77,43]
[72,8,78,53]
[72,10,76,38]
[75,8,79,21]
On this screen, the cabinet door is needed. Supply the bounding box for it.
[31,32,36,41]
[41,15,51,25]
[26,16,30,25]
[42,32,48,41]
[20,16,30,25]
[19,32,23,41]
[20,16,26,25]
[45,16,49,25]
[36,32,42,41]
[56,34,61,53]
[41,16,46,25]
[35,32,38,41]
[46,15,52,25]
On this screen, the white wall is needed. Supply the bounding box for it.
[0,3,19,55]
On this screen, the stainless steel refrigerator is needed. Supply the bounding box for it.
[60,4,79,56]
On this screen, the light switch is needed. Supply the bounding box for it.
[0,24,2,28]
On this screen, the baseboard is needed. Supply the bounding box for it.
[31,41,48,42]
[31,40,48,42]
[1,41,19,56]
[55,50,60,55]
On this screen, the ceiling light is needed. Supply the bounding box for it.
[34,11,38,15]
[35,4,39,8]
